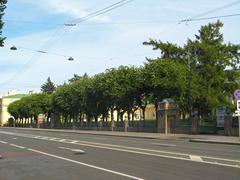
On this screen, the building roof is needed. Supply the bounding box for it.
[2,94,28,99]
[161,98,175,104]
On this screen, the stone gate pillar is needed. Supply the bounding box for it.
[157,99,178,134]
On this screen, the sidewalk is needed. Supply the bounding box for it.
[1,127,240,145]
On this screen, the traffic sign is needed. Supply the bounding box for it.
[234,89,240,99]
[237,100,240,110]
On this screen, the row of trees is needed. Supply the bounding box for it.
[8,21,240,128]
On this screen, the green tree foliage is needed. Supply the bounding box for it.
[41,77,56,94]
[52,74,90,126]
[144,21,240,118]
[8,100,21,120]
[84,73,110,123]
[68,73,89,83]
[103,66,142,122]
[7,93,52,126]
[0,0,7,46]
[144,59,187,101]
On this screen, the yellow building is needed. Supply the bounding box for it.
[104,104,156,122]
[124,104,156,120]
[0,94,28,126]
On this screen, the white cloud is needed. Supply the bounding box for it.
[22,0,110,22]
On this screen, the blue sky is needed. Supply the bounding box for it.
[0,0,240,95]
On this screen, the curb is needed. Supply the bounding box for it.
[189,139,240,145]
[1,127,163,140]
[2,127,238,143]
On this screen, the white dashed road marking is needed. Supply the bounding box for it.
[0,140,7,144]
[151,143,176,147]
[59,139,67,142]
[189,155,203,162]
[59,146,85,154]
[9,144,26,149]
[49,138,59,140]
[27,148,145,180]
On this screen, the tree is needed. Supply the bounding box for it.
[84,73,110,124]
[103,66,142,122]
[30,93,52,125]
[52,76,90,127]
[143,58,188,122]
[187,21,240,118]
[52,84,73,126]
[8,100,21,121]
[144,21,240,119]
[0,0,7,46]
[8,93,53,127]
[68,73,89,83]
[41,77,56,94]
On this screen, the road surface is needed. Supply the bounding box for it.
[0,128,239,180]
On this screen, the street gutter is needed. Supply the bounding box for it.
[189,139,240,145]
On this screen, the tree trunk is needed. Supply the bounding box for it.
[47,112,51,126]
[72,114,76,129]
[127,111,131,123]
[132,111,135,122]
[79,113,83,128]
[24,118,27,127]
[87,115,91,127]
[94,116,98,127]
[141,105,146,121]
[30,117,33,127]
[110,108,114,122]
[117,109,120,122]
[64,114,68,127]
[34,115,38,127]
[154,103,158,128]
[120,111,124,122]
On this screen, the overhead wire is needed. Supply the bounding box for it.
[5,0,239,60]
[5,0,136,60]
[7,45,104,60]
[70,0,133,24]
[5,1,240,63]
[45,0,134,48]
[180,13,240,23]
[14,46,71,58]
[3,0,134,28]
[13,0,135,55]
[0,2,84,87]
[3,0,239,26]
[29,0,135,53]
[0,0,135,88]
[179,0,240,23]
[109,0,240,61]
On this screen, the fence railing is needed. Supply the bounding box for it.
[6,116,239,135]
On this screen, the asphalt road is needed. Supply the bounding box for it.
[0,128,239,180]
